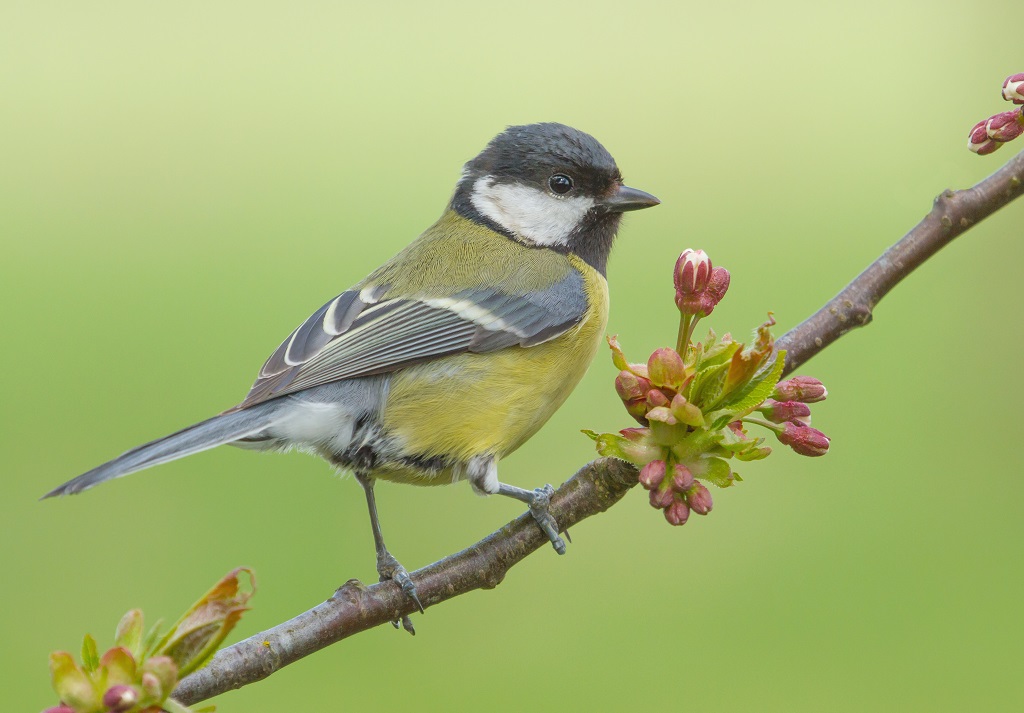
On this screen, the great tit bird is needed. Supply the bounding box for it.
[44,122,659,628]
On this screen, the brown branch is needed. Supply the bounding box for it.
[776,150,1024,372]
[173,458,638,706]
[173,149,1024,707]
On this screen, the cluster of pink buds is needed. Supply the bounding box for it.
[968,73,1024,155]
[43,569,254,713]
[748,377,830,457]
[587,248,831,528]
[638,460,714,525]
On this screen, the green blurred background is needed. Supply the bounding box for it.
[3,1,1022,710]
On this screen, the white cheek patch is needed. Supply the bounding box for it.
[470,175,594,247]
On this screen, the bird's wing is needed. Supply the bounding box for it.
[237,270,587,409]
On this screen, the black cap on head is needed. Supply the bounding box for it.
[452,123,659,274]
[464,123,622,195]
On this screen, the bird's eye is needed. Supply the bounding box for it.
[548,173,574,195]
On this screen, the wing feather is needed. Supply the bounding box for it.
[238,269,587,408]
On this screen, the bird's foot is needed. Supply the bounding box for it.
[527,484,567,555]
[377,550,423,635]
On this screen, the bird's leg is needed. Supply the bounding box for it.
[496,483,567,554]
[354,471,423,634]
[467,456,567,555]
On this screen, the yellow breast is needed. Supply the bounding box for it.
[378,254,608,485]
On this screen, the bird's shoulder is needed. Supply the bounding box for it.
[362,210,576,300]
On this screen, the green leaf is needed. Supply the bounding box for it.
[700,327,718,352]
[716,427,752,453]
[143,618,166,658]
[580,429,599,441]
[608,334,629,370]
[688,361,729,408]
[712,350,787,418]
[99,646,138,686]
[592,430,662,465]
[114,609,144,659]
[736,444,772,461]
[81,633,99,673]
[699,457,736,488]
[709,413,734,431]
[670,394,705,428]
[698,338,740,370]
[50,651,99,710]
[154,568,256,677]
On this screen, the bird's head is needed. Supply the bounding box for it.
[452,122,660,274]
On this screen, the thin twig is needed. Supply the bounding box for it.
[776,150,1024,372]
[173,149,1024,707]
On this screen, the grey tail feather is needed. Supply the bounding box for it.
[41,404,279,499]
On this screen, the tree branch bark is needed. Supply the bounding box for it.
[776,150,1024,372]
[173,149,1024,708]
[174,458,638,705]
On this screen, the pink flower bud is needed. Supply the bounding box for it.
[42,708,76,713]
[674,249,712,294]
[702,267,731,314]
[615,370,652,423]
[140,672,163,699]
[646,388,671,409]
[760,399,812,425]
[777,422,830,457]
[671,463,695,492]
[969,119,988,143]
[1003,73,1024,105]
[618,427,648,443]
[649,484,675,509]
[647,348,686,389]
[986,110,1024,142]
[773,376,827,403]
[674,249,731,317]
[664,496,691,526]
[686,483,714,515]
[615,370,650,402]
[968,119,1003,155]
[103,685,139,713]
[638,460,667,490]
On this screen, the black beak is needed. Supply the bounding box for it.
[600,184,661,213]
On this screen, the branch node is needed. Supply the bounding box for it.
[480,569,506,590]
[851,303,873,326]
[334,579,369,603]
[933,188,955,208]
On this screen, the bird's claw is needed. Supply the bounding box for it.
[377,551,423,634]
[529,484,566,555]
